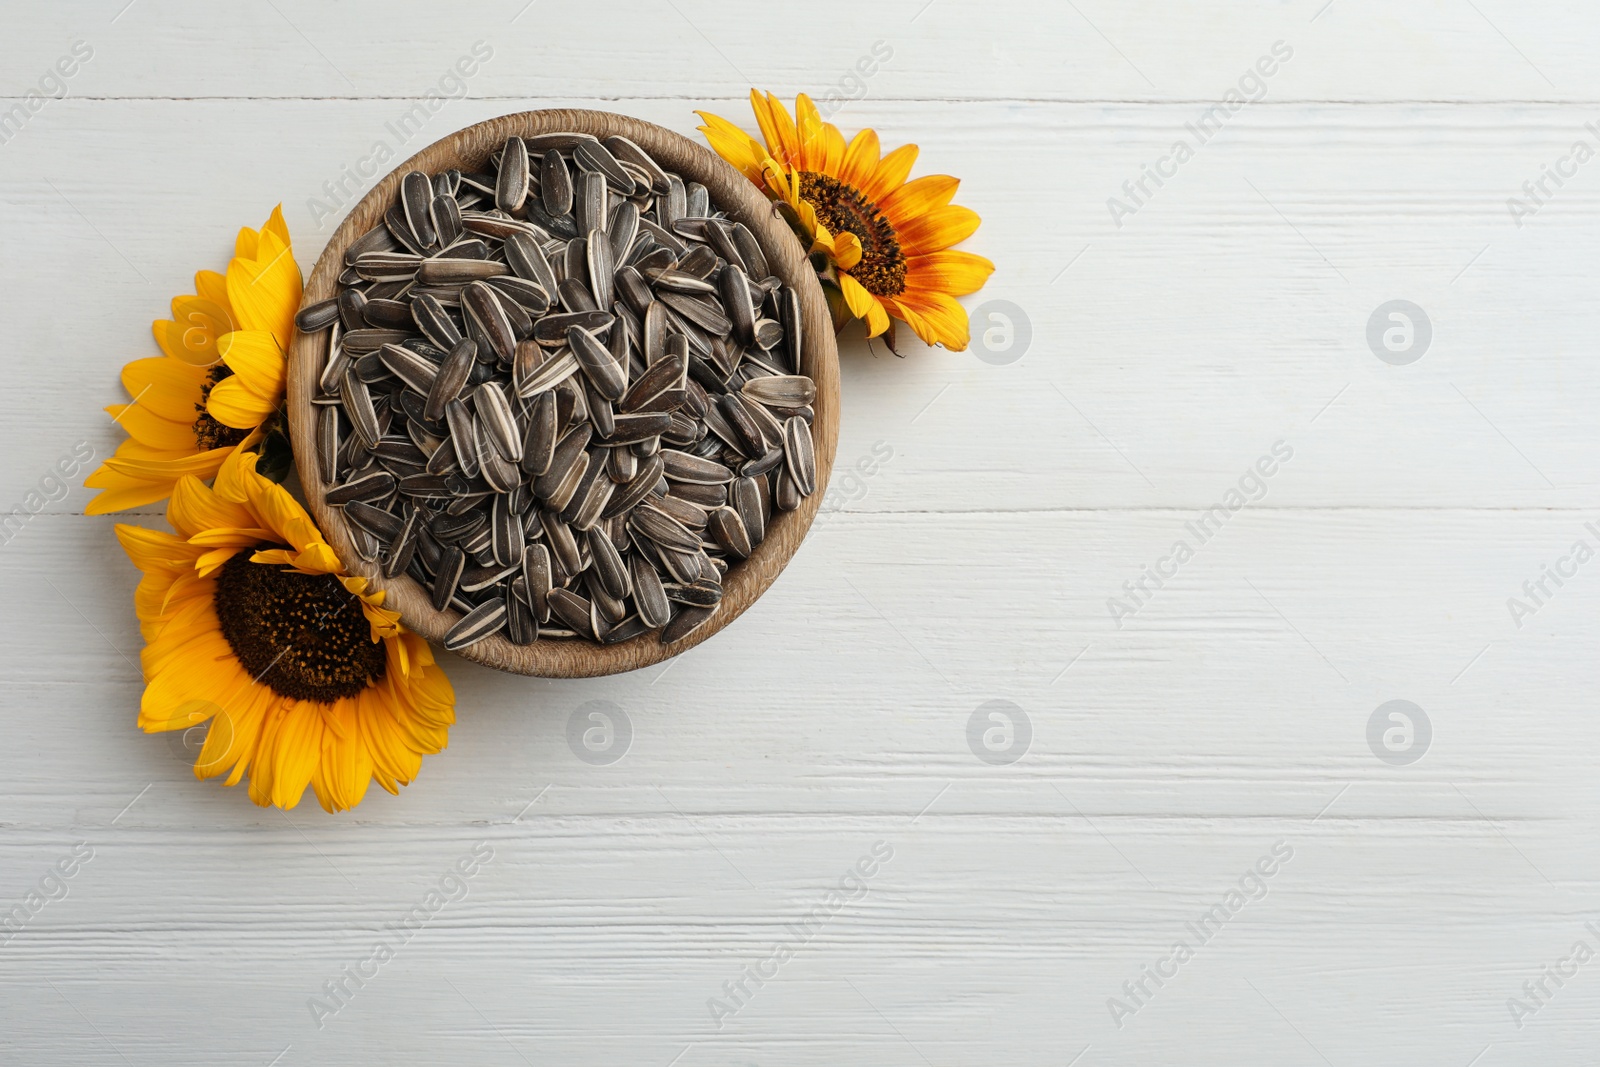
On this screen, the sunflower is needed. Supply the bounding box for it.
[114,448,455,812]
[698,91,994,351]
[86,206,302,514]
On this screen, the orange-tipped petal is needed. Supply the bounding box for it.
[896,205,983,256]
[905,250,996,297]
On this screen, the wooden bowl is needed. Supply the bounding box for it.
[287,109,840,677]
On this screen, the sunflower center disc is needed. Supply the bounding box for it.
[213,549,386,702]
[193,365,251,453]
[797,171,908,298]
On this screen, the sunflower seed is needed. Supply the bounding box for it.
[505,593,538,645]
[472,380,521,462]
[495,135,529,215]
[656,493,708,531]
[424,434,458,475]
[539,148,572,216]
[434,194,464,246]
[327,469,395,505]
[600,455,665,519]
[618,354,684,414]
[576,170,606,237]
[718,393,767,457]
[444,597,507,650]
[783,416,816,496]
[503,230,560,295]
[661,449,733,485]
[520,389,558,475]
[345,500,405,542]
[402,171,437,248]
[417,258,508,285]
[424,338,476,422]
[351,527,381,563]
[343,327,413,354]
[383,509,422,578]
[731,223,769,280]
[731,476,765,546]
[587,575,628,625]
[629,503,700,553]
[742,374,817,408]
[603,135,670,193]
[522,542,553,622]
[648,268,717,295]
[485,275,550,313]
[476,428,522,493]
[342,368,381,448]
[587,527,631,599]
[624,553,670,628]
[669,480,728,509]
[296,298,340,333]
[569,471,615,531]
[663,577,723,607]
[347,223,401,264]
[316,405,342,484]
[410,293,463,352]
[461,282,517,363]
[547,587,594,637]
[491,493,524,567]
[515,348,579,399]
[708,505,752,560]
[444,399,480,479]
[608,200,640,265]
[568,326,627,401]
[573,139,635,194]
[379,343,438,395]
[661,605,713,644]
[774,469,802,511]
[720,264,756,346]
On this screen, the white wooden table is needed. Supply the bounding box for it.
[4,2,1598,1063]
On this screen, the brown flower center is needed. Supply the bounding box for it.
[213,549,386,702]
[193,365,250,453]
[797,171,908,298]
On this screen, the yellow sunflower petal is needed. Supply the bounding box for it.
[864,297,892,338]
[747,88,786,164]
[218,330,286,400]
[896,205,983,257]
[695,111,767,182]
[155,295,236,367]
[121,357,207,423]
[87,478,183,516]
[839,128,881,191]
[105,403,196,452]
[861,143,919,203]
[168,474,259,539]
[905,250,996,297]
[879,174,961,223]
[205,376,277,430]
[194,269,230,312]
[837,272,877,320]
[898,291,973,350]
[793,93,825,171]
[226,222,301,349]
[816,119,847,178]
[114,524,195,574]
[99,449,237,482]
[832,232,864,271]
[887,297,937,347]
[261,204,292,248]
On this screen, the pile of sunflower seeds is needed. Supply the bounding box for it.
[294,132,817,650]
